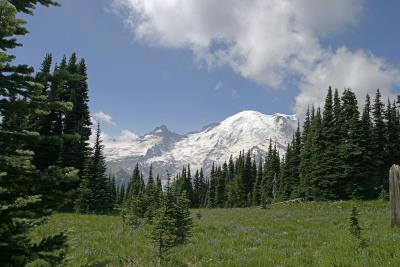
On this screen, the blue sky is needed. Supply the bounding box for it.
[14,0,400,136]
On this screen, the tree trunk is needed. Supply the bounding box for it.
[389,165,400,227]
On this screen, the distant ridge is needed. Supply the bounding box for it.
[105,111,298,185]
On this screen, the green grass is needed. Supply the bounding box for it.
[33,201,400,266]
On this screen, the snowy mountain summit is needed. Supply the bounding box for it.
[106,111,298,184]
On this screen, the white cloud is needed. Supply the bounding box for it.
[295,48,400,115]
[118,130,139,142]
[90,130,139,145]
[112,0,400,116]
[89,131,112,144]
[92,112,116,126]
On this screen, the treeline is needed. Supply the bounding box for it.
[119,148,279,209]
[203,88,400,205]
[205,88,400,205]
[284,88,400,201]
[121,87,400,209]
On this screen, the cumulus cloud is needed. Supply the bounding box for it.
[295,48,400,115]
[118,130,139,142]
[90,130,139,145]
[89,130,112,144]
[92,112,116,126]
[112,0,400,116]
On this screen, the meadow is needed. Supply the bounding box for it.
[33,201,400,267]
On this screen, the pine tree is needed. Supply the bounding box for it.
[371,89,387,194]
[289,124,302,198]
[199,168,207,207]
[0,1,71,265]
[89,123,113,213]
[359,94,376,198]
[127,163,144,198]
[74,157,93,213]
[156,174,163,194]
[174,191,193,244]
[252,158,263,205]
[241,151,253,205]
[385,99,400,173]
[309,108,327,199]
[117,183,126,205]
[321,87,342,198]
[279,145,291,200]
[193,170,201,208]
[207,164,217,208]
[146,164,155,191]
[75,59,92,173]
[299,106,313,198]
[349,206,361,240]
[144,164,161,222]
[215,164,227,207]
[338,89,362,199]
[151,201,176,263]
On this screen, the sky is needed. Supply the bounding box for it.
[14,0,400,137]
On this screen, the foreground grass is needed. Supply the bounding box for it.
[33,201,400,266]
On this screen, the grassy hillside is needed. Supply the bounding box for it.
[33,201,400,266]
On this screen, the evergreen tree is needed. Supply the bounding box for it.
[150,200,176,263]
[279,151,290,200]
[127,163,144,198]
[289,124,302,198]
[321,87,342,198]
[174,191,193,244]
[309,108,327,199]
[144,164,161,222]
[349,207,361,240]
[338,89,362,199]
[252,158,263,205]
[117,183,126,205]
[371,89,387,193]
[385,99,400,172]
[215,164,227,207]
[88,123,113,213]
[359,94,376,198]
[299,106,313,198]
[0,0,72,265]
[74,157,93,213]
[241,150,253,205]
[193,170,201,208]
[198,168,207,207]
[156,174,163,194]
[207,164,217,208]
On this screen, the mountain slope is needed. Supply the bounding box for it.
[105,111,298,184]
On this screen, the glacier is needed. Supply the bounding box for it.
[105,110,298,185]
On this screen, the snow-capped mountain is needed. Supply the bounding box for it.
[105,111,298,185]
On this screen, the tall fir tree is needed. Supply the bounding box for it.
[88,123,114,213]
[0,0,74,265]
[309,108,327,199]
[359,94,376,198]
[321,87,342,198]
[299,106,313,198]
[338,89,362,199]
[371,89,387,194]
